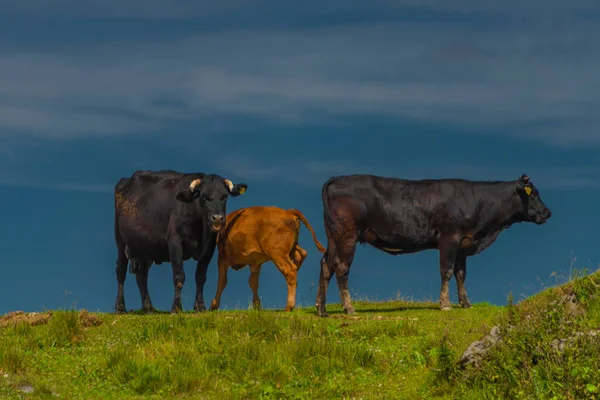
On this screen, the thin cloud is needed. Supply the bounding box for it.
[0,8,598,146]
[0,174,113,193]
[0,0,597,19]
[0,0,249,19]
[217,156,600,191]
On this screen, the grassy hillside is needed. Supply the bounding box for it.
[1,269,599,399]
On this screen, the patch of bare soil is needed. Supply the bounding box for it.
[0,310,103,328]
[79,310,103,327]
[0,311,53,327]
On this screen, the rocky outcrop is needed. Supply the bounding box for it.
[459,289,595,369]
[549,329,600,352]
[459,325,505,368]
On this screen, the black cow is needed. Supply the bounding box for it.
[315,173,552,317]
[114,170,248,313]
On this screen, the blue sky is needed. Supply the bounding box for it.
[1,0,599,314]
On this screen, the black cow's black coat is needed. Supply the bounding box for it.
[114,170,247,313]
[315,173,552,317]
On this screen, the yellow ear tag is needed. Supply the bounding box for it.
[238,187,246,194]
[524,186,532,196]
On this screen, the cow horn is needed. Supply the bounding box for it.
[224,179,234,191]
[189,179,202,192]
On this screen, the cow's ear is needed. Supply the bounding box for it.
[176,178,201,202]
[231,183,248,197]
[224,179,247,197]
[516,174,533,196]
[519,174,530,185]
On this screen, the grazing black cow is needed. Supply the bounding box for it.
[114,170,247,313]
[315,173,552,317]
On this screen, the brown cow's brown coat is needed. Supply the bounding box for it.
[209,206,325,312]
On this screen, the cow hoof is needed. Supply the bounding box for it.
[142,307,156,314]
[441,306,452,311]
[193,304,206,312]
[461,303,472,309]
[170,306,183,314]
[344,306,356,315]
[317,311,330,318]
[115,304,127,314]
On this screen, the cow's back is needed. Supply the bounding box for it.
[114,170,188,261]
[116,170,186,220]
[218,206,300,264]
[323,174,422,224]
[323,174,518,251]
[323,174,477,251]
[324,174,486,221]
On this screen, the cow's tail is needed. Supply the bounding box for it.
[291,209,326,253]
[321,177,337,229]
[320,177,338,264]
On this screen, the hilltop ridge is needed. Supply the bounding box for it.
[1,269,599,399]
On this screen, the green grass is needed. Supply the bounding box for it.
[1,269,599,399]
[450,268,600,400]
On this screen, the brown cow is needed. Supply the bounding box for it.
[208,206,326,312]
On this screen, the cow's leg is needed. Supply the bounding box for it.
[438,234,459,311]
[454,256,471,308]
[291,244,308,271]
[134,261,155,313]
[115,244,128,313]
[248,263,263,310]
[193,257,209,312]
[209,256,229,311]
[316,221,339,317]
[168,238,186,313]
[194,243,216,312]
[320,208,360,316]
[272,255,299,312]
[316,250,335,317]
[334,240,358,315]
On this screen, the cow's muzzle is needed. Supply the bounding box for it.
[209,214,225,232]
[534,209,552,224]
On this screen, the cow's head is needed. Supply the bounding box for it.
[516,174,552,224]
[176,174,248,232]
